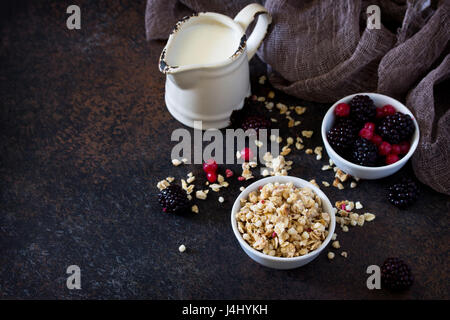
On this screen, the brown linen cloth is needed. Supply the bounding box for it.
[145,0,450,195]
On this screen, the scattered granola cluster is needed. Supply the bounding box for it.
[171,158,188,166]
[258,75,267,85]
[209,173,230,192]
[254,83,308,130]
[195,189,209,200]
[327,200,376,260]
[241,161,258,180]
[157,162,233,214]
[236,182,331,258]
[327,232,348,260]
[181,172,195,196]
[261,153,293,177]
[294,136,304,150]
[157,177,172,191]
[334,200,376,231]
[320,159,360,190]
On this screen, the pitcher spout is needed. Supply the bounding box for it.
[159,48,178,74]
[159,48,200,89]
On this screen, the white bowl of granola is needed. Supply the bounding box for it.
[231,176,335,269]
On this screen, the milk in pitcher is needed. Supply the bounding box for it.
[165,20,241,67]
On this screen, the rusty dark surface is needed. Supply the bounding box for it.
[0,0,449,299]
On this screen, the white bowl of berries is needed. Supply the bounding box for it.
[321,93,419,180]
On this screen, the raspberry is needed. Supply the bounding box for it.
[158,185,190,214]
[386,153,399,165]
[359,128,373,140]
[241,148,254,161]
[364,122,376,132]
[206,171,217,183]
[376,107,384,119]
[378,141,392,156]
[382,105,396,116]
[349,95,376,123]
[203,159,218,173]
[381,257,414,291]
[399,141,410,155]
[225,169,234,178]
[334,103,350,117]
[371,134,383,146]
[391,144,401,155]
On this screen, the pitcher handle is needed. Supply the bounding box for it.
[234,3,272,61]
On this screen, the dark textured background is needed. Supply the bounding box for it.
[0,0,449,299]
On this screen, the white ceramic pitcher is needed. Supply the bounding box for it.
[159,3,272,129]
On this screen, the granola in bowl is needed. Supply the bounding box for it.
[231,176,335,269]
[236,182,331,258]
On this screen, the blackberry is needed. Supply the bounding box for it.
[229,98,264,128]
[158,185,190,214]
[241,115,271,134]
[381,257,414,291]
[351,138,378,166]
[378,112,415,144]
[349,95,376,124]
[387,178,419,208]
[334,117,359,134]
[327,126,357,155]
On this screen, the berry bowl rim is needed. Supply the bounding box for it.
[321,92,420,173]
[230,175,336,266]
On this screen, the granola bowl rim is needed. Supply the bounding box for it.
[231,176,336,265]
